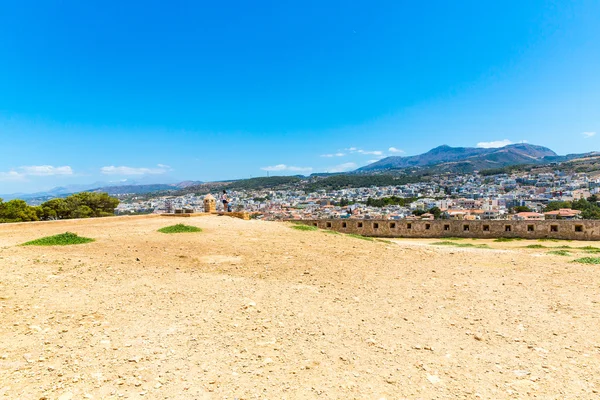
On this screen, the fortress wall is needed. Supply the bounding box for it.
[292,219,600,241]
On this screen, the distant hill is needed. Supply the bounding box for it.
[357,143,559,173]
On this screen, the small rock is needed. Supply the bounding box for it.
[513,370,530,377]
[427,374,441,384]
[474,334,484,341]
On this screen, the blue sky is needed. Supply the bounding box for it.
[1,1,599,193]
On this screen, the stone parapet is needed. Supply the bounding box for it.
[290,219,600,241]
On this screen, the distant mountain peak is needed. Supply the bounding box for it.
[357,143,558,173]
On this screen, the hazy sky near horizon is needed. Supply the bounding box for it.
[1,1,599,193]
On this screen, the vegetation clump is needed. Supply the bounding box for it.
[525,244,546,249]
[572,257,600,265]
[431,241,489,249]
[494,237,524,242]
[346,233,375,241]
[22,232,95,246]
[158,224,202,234]
[0,192,119,223]
[548,250,571,256]
[291,225,318,231]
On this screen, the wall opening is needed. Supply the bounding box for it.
[463,225,470,231]
[551,225,558,232]
[527,225,534,232]
[505,225,512,232]
[342,222,347,228]
[326,222,332,228]
[313,222,318,227]
[407,223,412,230]
[373,222,379,229]
[575,225,583,232]
[425,224,431,230]
[483,225,490,232]
[390,222,396,229]
[357,222,363,228]
[444,224,450,231]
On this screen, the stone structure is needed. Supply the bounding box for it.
[203,194,216,213]
[292,219,600,241]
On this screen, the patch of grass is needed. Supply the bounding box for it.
[324,230,340,235]
[291,225,318,232]
[158,224,202,234]
[548,250,571,256]
[573,257,600,265]
[347,233,374,241]
[581,246,600,251]
[494,237,524,242]
[431,241,489,249]
[524,244,546,249]
[376,239,394,244]
[22,232,95,246]
[556,245,574,249]
[538,238,560,242]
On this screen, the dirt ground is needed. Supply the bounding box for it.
[1,215,599,399]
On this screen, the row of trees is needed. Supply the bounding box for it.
[545,197,600,219]
[0,192,119,223]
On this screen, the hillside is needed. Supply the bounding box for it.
[357,143,558,173]
[1,215,599,398]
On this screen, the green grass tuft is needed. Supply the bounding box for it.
[548,250,571,256]
[524,244,546,249]
[347,233,374,241]
[158,224,203,234]
[431,241,489,249]
[573,257,600,265]
[324,230,340,235]
[291,225,318,231]
[22,232,95,246]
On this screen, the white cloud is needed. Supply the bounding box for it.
[327,162,358,173]
[19,165,73,176]
[260,164,313,173]
[476,139,513,149]
[0,170,25,181]
[357,149,383,155]
[101,164,171,175]
[582,131,597,138]
[0,165,74,181]
[320,152,346,158]
[388,147,404,154]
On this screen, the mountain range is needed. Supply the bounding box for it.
[357,143,595,173]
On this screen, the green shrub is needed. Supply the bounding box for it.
[573,257,600,265]
[22,232,94,246]
[158,224,202,234]
[524,244,546,249]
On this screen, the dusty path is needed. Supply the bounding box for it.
[1,215,599,399]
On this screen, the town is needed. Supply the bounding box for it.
[116,169,600,221]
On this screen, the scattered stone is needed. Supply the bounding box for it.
[427,374,441,384]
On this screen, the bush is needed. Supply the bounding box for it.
[22,232,95,246]
[158,224,202,234]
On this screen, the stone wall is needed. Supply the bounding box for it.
[291,219,600,241]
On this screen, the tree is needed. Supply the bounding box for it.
[513,206,532,213]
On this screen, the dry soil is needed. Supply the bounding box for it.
[1,215,599,399]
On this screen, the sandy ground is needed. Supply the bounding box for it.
[1,215,599,399]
